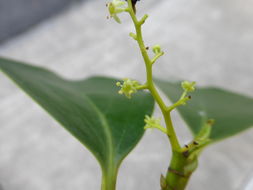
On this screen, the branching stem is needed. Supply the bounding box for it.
[151,52,164,65]
[125,1,201,189]
[126,0,181,152]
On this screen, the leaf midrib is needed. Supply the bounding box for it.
[83,94,115,169]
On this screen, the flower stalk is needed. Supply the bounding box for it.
[109,0,210,189]
[125,0,200,189]
[125,0,181,152]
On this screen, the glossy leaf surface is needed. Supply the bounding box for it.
[0,57,154,176]
[155,79,253,141]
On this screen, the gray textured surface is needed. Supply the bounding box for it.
[0,0,253,189]
[0,0,83,43]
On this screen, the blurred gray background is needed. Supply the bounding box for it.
[0,0,83,43]
[0,0,253,190]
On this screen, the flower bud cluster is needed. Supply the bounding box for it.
[144,115,161,129]
[181,81,196,92]
[116,78,140,98]
[107,0,127,23]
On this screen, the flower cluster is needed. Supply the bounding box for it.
[107,0,127,23]
[181,81,196,92]
[144,115,168,134]
[144,115,161,129]
[116,78,140,98]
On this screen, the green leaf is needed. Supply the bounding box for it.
[0,57,154,188]
[155,78,253,142]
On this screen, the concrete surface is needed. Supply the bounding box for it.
[0,0,253,190]
[0,0,83,43]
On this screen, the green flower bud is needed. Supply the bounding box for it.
[144,115,161,129]
[152,45,161,54]
[107,0,127,23]
[181,81,196,92]
[116,78,140,98]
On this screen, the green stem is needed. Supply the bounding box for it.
[126,2,199,189]
[151,52,164,65]
[101,168,118,190]
[126,0,181,152]
[163,151,197,190]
